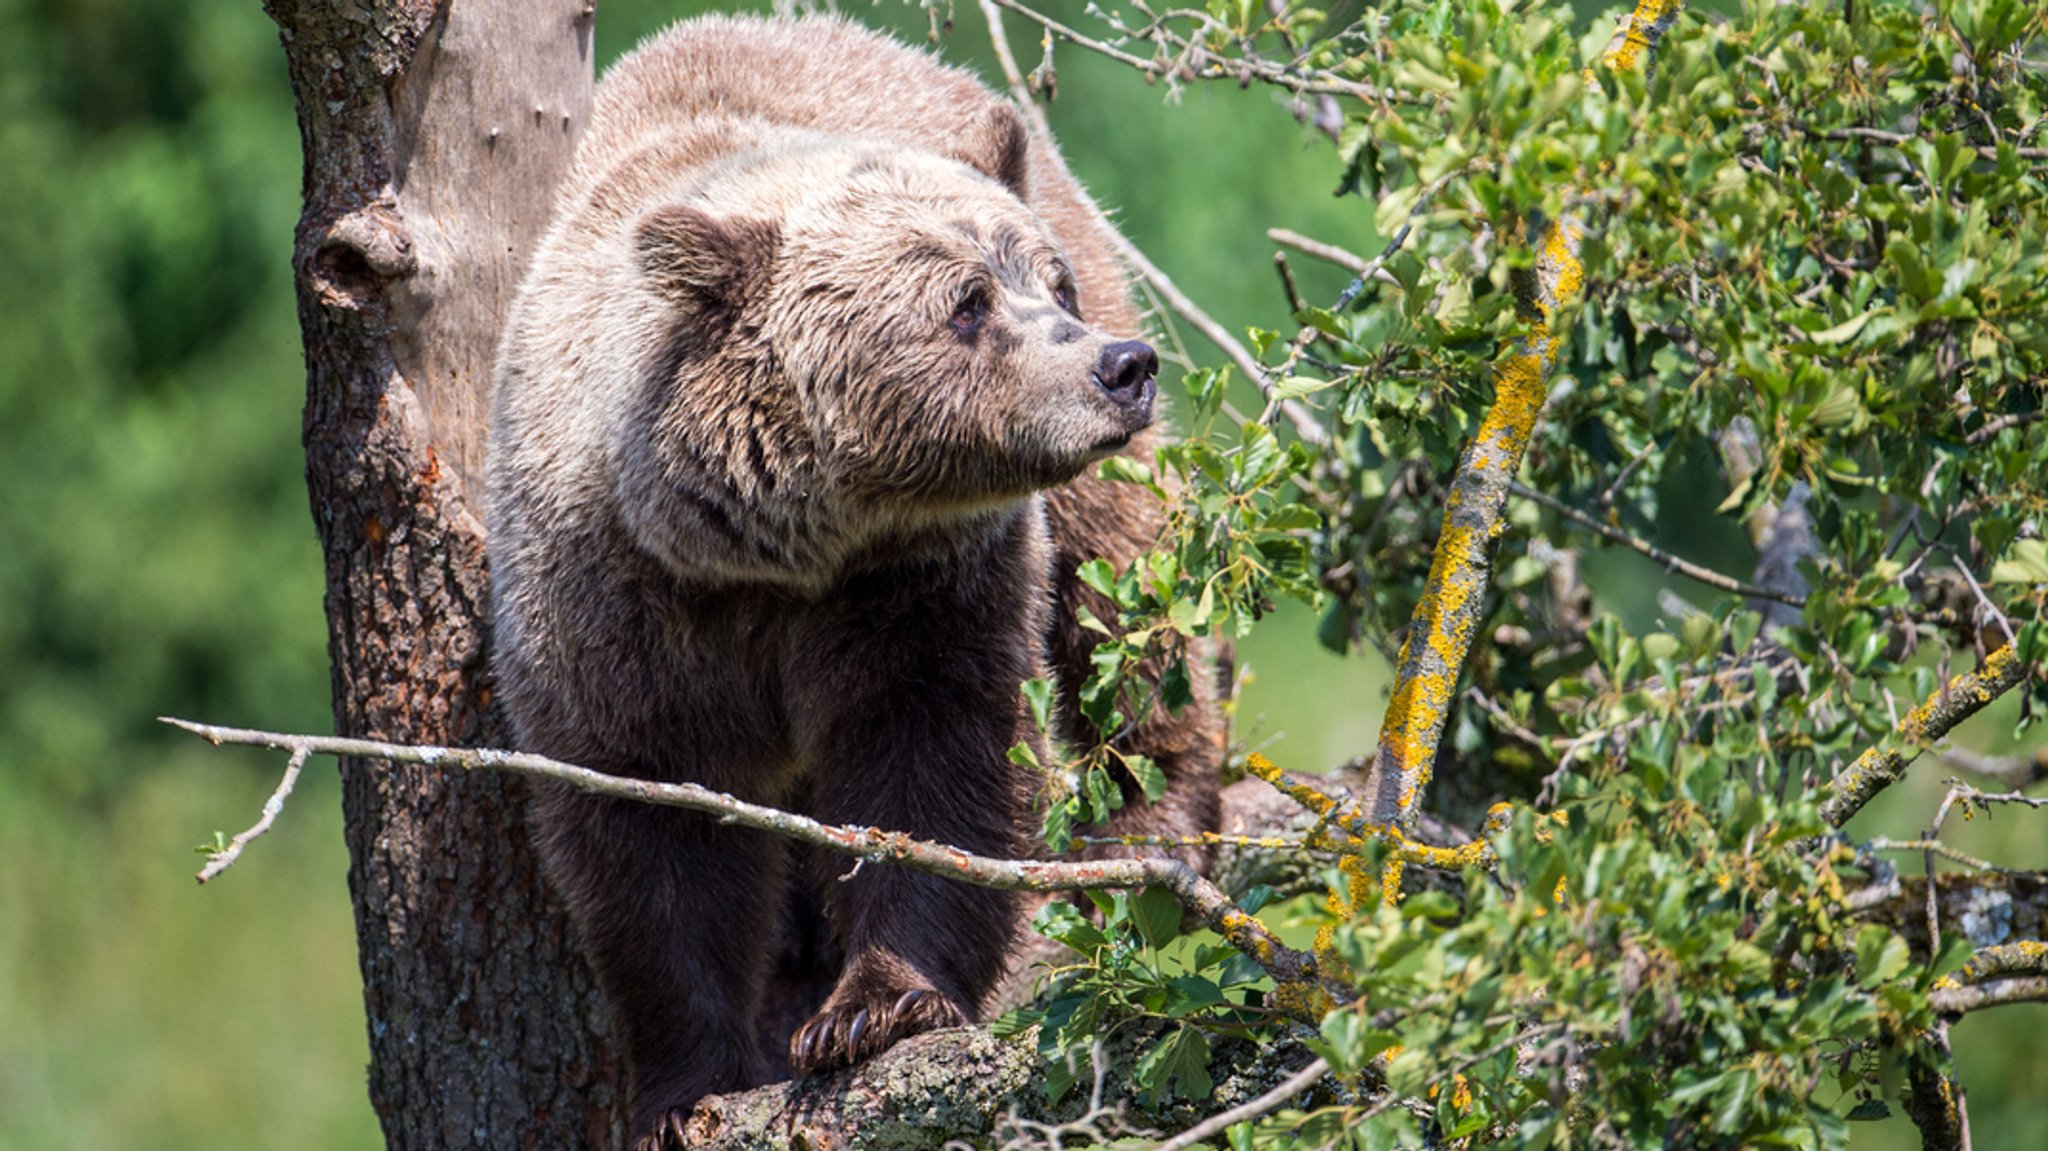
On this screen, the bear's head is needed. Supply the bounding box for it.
[631,105,1156,532]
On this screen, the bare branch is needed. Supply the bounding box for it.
[1154,1056,1330,1151]
[1950,561,2016,648]
[1964,410,2042,445]
[1937,745,2048,790]
[195,745,309,884]
[1266,228,1399,286]
[1818,124,2048,164]
[166,717,1322,992]
[1819,645,2030,827]
[1511,482,1806,606]
[1864,838,2006,876]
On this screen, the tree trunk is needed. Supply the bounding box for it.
[265,1,623,1146]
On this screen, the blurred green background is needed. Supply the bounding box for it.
[0,1,2036,1148]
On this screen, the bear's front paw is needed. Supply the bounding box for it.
[788,986,968,1074]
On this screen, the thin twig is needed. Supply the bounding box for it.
[1511,482,1807,606]
[983,0,1397,101]
[1266,228,1396,285]
[1936,745,2048,789]
[1818,124,2048,163]
[1154,1057,1331,1151]
[167,717,1325,992]
[1863,838,2008,875]
[195,745,310,883]
[1950,561,2016,648]
[1964,410,2042,445]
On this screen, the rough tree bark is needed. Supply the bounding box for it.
[266,2,623,1146]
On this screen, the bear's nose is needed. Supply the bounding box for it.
[1093,339,1158,420]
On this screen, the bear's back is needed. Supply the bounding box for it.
[580,16,986,180]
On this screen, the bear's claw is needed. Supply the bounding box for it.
[630,1107,692,1151]
[788,985,966,1073]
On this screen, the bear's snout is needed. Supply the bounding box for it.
[1092,339,1158,430]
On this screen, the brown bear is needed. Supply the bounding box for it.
[487,14,1221,1143]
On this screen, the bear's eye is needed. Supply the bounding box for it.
[1052,280,1079,317]
[950,288,988,335]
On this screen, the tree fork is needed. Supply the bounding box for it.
[263,1,621,1146]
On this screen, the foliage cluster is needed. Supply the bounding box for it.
[1016,0,2048,1146]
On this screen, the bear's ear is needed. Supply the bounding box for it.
[951,102,1030,199]
[636,205,781,314]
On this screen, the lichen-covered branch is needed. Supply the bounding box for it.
[1901,1022,1969,1151]
[1599,0,1685,73]
[1361,217,1585,833]
[1358,2,1693,836]
[1928,976,2048,1015]
[1937,941,2048,990]
[167,718,1320,992]
[1818,644,2028,827]
[1854,870,2048,955]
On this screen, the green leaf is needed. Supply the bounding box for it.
[1274,375,1336,399]
[1040,797,1076,854]
[1076,558,1120,600]
[1032,900,1109,955]
[1125,752,1170,803]
[1043,1051,1077,1103]
[1991,539,2048,585]
[1808,310,1878,346]
[1236,883,1276,915]
[1135,1025,1213,1105]
[1131,886,1183,948]
[990,1006,1042,1039]
[1097,454,1156,487]
[1020,677,1055,732]
[1164,975,1226,1017]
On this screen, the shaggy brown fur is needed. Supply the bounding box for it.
[487,15,1222,1142]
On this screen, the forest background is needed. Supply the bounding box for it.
[0,0,2038,1148]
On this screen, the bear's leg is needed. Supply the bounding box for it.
[782,567,1037,1073]
[535,790,789,1137]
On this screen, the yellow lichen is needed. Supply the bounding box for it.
[1601,0,1684,73]
[1269,977,1335,1022]
[1243,752,1339,816]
